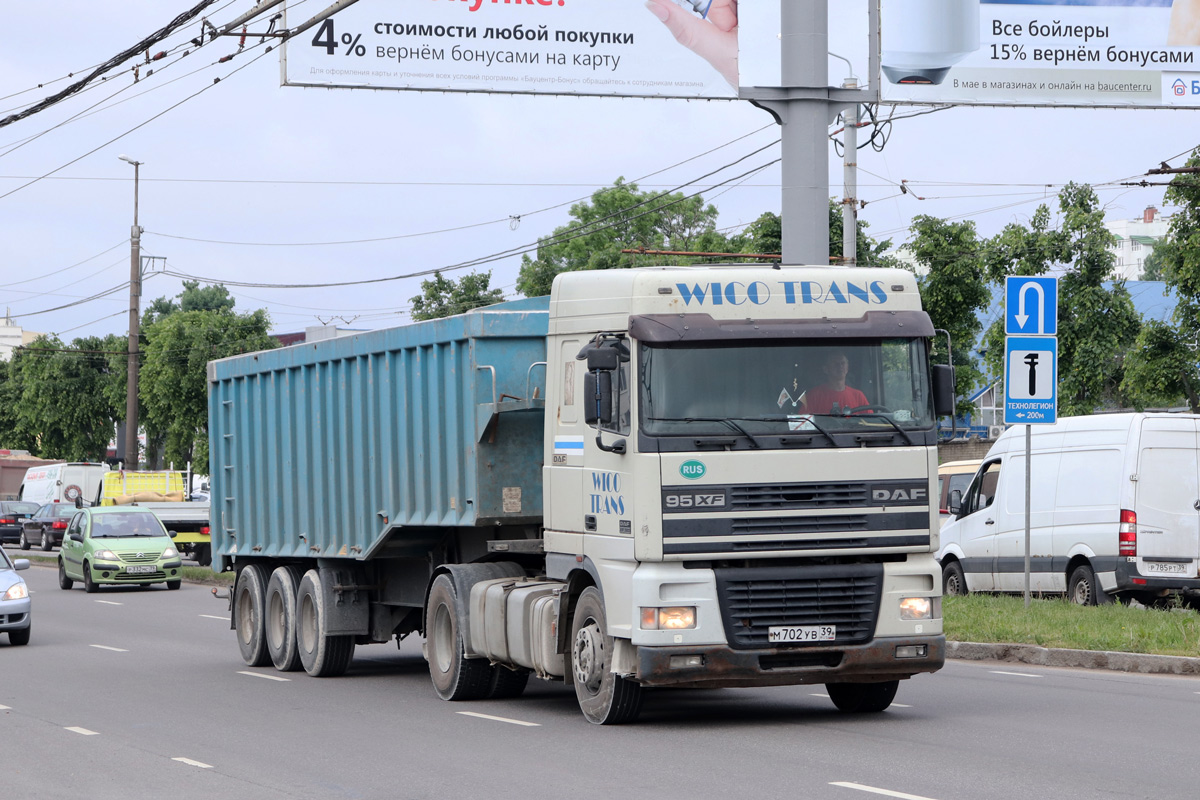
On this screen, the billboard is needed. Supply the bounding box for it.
[281,0,746,99]
[880,0,1200,108]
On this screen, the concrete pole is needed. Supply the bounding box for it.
[779,0,830,266]
[842,89,858,268]
[123,158,143,469]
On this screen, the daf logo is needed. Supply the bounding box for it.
[872,488,926,502]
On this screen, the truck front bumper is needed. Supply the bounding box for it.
[635,635,945,689]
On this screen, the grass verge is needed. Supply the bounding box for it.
[945,594,1200,658]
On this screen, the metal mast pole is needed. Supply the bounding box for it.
[124,158,143,469]
[842,91,858,267]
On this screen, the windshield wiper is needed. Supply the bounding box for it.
[851,413,914,446]
[716,417,762,448]
[648,416,763,448]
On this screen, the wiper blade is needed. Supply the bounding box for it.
[650,416,763,448]
[716,417,762,448]
[855,414,914,446]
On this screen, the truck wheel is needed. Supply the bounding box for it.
[486,666,531,699]
[296,569,355,677]
[826,680,899,713]
[425,574,493,700]
[194,544,212,567]
[266,566,303,672]
[1068,564,1111,606]
[942,560,967,596]
[83,563,97,594]
[569,587,643,725]
[235,564,271,667]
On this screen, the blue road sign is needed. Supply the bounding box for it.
[1006,276,1058,336]
[1004,336,1058,425]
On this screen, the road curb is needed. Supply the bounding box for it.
[948,640,1200,676]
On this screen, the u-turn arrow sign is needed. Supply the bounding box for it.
[1006,276,1057,336]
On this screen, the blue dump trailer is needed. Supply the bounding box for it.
[210,268,954,724]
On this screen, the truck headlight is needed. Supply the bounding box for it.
[899,597,932,620]
[640,607,696,630]
[3,582,28,600]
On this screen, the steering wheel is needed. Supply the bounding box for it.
[845,404,891,416]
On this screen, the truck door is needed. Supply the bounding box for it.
[582,339,635,543]
[953,459,1002,591]
[1134,417,1200,581]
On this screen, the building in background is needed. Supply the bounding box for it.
[0,311,41,361]
[1108,206,1169,281]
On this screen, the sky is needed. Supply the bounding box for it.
[0,0,1196,344]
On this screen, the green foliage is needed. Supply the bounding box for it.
[145,280,234,324]
[409,271,505,321]
[140,308,277,474]
[1122,149,1200,410]
[516,178,723,297]
[906,216,990,417]
[829,202,902,268]
[4,333,125,460]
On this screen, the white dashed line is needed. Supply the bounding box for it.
[892,703,913,708]
[237,671,290,682]
[810,692,830,698]
[0,705,10,710]
[831,781,939,800]
[990,670,1042,678]
[90,645,129,652]
[95,600,123,606]
[456,711,541,727]
[65,727,99,736]
[172,757,214,769]
[199,614,227,620]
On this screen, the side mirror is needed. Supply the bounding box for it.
[583,370,613,426]
[75,496,83,509]
[948,489,963,515]
[69,533,83,543]
[168,531,178,539]
[932,364,956,417]
[586,347,620,372]
[13,559,29,571]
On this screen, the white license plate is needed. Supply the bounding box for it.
[1142,561,1189,575]
[768,625,836,643]
[125,565,156,574]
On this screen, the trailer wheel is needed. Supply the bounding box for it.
[569,587,643,725]
[194,544,212,567]
[266,566,303,672]
[486,666,531,699]
[425,574,493,701]
[825,680,899,713]
[235,564,271,667]
[296,569,355,677]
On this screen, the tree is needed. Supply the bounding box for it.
[145,280,235,324]
[6,334,125,460]
[829,202,903,268]
[905,216,990,416]
[409,271,505,321]
[140,308,277,474]
[1122,148,1200,412]
[516,178,722,297]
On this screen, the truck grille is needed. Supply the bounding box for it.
[714,563,883,650]
[730,482,869,511]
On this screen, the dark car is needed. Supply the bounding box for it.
[0,501,41,545]
[20,502,77,551]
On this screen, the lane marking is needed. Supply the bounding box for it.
[990,670,1042,678]
[172,757,214,769]
[90,645,129,652]
[456,711,540,727]
[831,782,939,800]
[892,704,913,708]
[810,692,830,698]
[0,705,10,710]
[95,600,123,606]
[66,727,99,736]
[199,614,227,620]
[237,671,290,682]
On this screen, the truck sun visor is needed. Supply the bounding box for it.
[628,310,936,343]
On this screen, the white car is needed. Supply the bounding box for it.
[0,548,31,646]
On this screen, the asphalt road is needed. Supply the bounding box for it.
[3,557,1200,800]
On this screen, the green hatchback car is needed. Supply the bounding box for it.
[58,506,184,592]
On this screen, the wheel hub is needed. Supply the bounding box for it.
[573,622,604,690]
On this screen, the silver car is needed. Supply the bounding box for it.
[0,548,31,646]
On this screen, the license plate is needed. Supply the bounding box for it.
[768,625,836,643]
[1142,561,1189,575]
[125,565,156,574]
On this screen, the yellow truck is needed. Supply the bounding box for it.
[95,471,212,566]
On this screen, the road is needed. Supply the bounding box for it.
[3,555,1199,800]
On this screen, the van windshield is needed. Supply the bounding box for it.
[640,338,934,442]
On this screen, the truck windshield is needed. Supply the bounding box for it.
[640,338,934,439]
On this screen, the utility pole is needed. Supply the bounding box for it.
[119,154,143,469]
[842,80,859,268]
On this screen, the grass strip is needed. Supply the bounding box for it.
[945,594,1200,658]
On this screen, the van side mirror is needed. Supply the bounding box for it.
[948,489,963,515]
[932,364,956,417]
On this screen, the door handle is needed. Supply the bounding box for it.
[985,519,995,525]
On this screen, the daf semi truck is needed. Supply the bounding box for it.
[209,265,955,724]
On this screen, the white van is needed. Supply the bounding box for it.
[938,413,1200,604]
[18,463,108,506]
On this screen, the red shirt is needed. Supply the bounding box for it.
[804,385,869,414]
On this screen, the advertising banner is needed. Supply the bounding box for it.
[881,0,1200,108]
[281,0,745,99]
